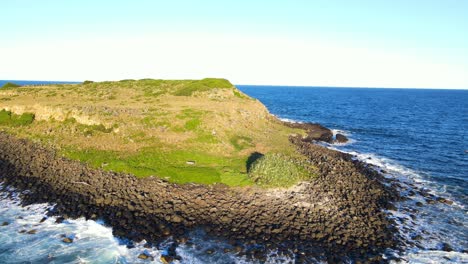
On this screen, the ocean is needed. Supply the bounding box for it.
[1,82,467,263]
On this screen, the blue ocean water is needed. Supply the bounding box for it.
[0,80,79,87]
[1,82,467,263]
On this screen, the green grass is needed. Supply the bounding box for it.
[62,147,252,186]
[173,78,233,96]
[184,118,201,131]
[230,135,253,151]
[233,90,246,99]
[1,82,21,89]
[0,110,35,126]
[248,153,314,188]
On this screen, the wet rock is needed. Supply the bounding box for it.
[441,242,454,252]
[137,252,154,260]
[39,217,47,223]
[1,221,9,226]
[436,197,454,205]
[233,246,243,253]
[335,134,348,143]
[27,229,37,234]
[205,248,215,255]
[62,237,73,243]
[160,255,173,264]
[55,217,65,224]
[415,202,424,207]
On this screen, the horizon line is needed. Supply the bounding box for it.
[1,79,467,90]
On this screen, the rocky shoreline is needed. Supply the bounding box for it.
[0,130,399,263]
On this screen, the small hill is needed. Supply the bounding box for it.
[1,82,21,89]
[0,78,310,186]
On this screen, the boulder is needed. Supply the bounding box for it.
[335,134,348,143]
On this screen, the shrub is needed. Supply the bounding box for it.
[83,80,94,85]
[0,110,35,126]
[248,153,312,188]
[1,82,21,89]
[14,113,35,126]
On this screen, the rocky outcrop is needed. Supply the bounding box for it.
[0,132,397,262]
[335,133,349,143]
[283,122,334,143]
[282,121,349,144]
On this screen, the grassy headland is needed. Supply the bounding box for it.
[0,79,313,187]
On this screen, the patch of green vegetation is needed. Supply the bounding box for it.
[193,132,219,144]
[1,82,21,89]
[83,80,94,85]
[230,135,253,151]
[233,90,246,99]
[0,110,35,126]
[248,153,314,188]
[46,91,58,97]
[62,147,252,186]
[173,78,233,96]
[184,118,201,131]
[141,115,170,129]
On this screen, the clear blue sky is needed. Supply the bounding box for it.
[1,0,467,88]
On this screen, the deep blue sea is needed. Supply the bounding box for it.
[1,82,467,263]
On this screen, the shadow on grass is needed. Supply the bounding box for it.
[246,152,264,173]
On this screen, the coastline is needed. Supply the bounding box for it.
[0,130,399,262]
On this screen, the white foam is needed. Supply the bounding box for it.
[392,251,468,264]
[277,117,303,124]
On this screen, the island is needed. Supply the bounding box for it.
[0,79,398,262]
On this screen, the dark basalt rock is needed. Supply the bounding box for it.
[27,229,37,234]
[282,122,334,143]
[335,133,348,143]
[62,237,73,243]
[0,132,398,262]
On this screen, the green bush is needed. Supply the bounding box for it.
[248,153,313,188]
[0,110,35,126]
[1,82,21,89]
[83,80,94,85]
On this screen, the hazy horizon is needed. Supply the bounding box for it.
[1,79,467,90]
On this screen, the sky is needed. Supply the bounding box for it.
[1,0,467,88]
